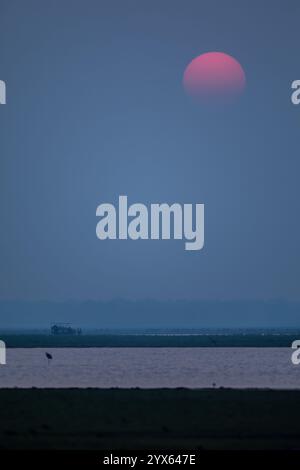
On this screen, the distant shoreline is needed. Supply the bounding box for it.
[0,333,298,348]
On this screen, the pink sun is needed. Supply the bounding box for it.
[183,52,246,104]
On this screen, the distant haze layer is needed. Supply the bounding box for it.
[0,300,299,329]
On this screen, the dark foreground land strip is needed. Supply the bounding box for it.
[1,388,300,450]
[1,333,299,347]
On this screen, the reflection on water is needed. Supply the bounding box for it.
[0,347,299,389]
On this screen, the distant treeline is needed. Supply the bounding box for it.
[1,333,299,348]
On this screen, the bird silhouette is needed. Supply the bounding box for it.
[45,352,53,365]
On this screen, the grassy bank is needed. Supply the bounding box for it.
[0,333,298,348]
[1,388,300,450]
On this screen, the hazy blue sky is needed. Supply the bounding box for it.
[0,0,300,302]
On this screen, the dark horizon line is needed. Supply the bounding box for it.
[0,299,298,304]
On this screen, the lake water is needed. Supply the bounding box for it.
[0,347,299,388]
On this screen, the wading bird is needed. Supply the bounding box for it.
[45,352,53,365]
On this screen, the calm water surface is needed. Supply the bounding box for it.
[0,347,299,388]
